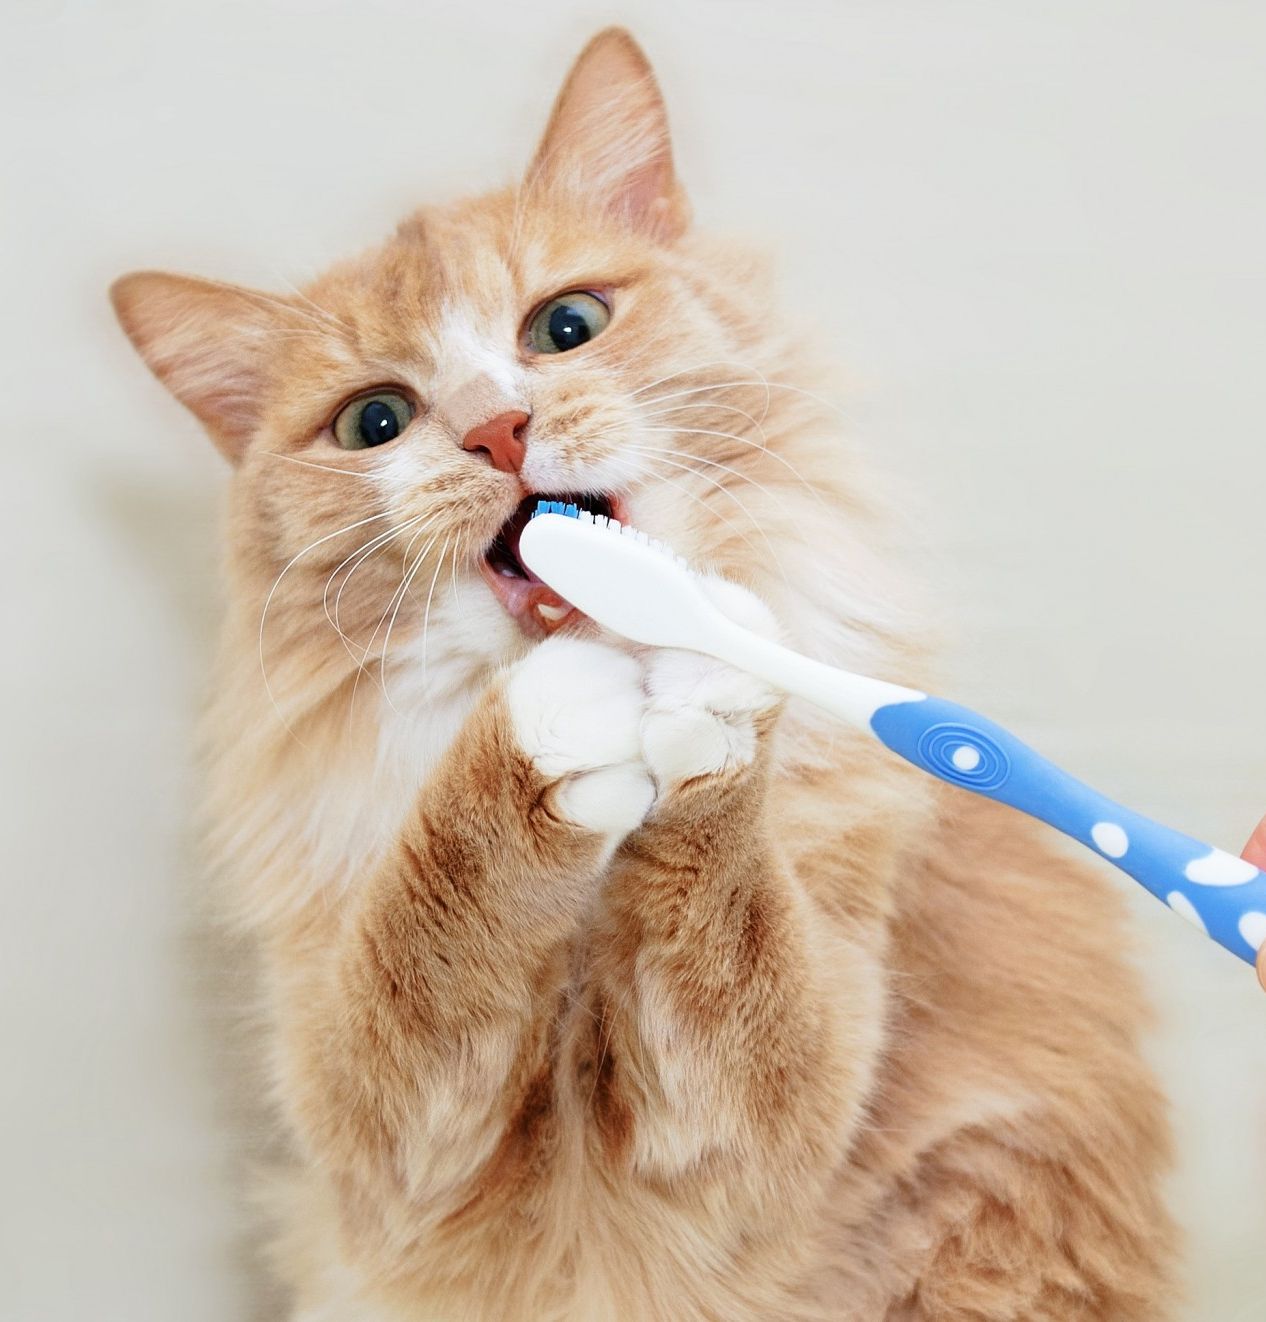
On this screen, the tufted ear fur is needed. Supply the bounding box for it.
[527,28,689,243]
[110,271,292,463]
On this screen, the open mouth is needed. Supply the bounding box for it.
[481,491,626,637]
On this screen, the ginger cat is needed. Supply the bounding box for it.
[111,28,1177,1322]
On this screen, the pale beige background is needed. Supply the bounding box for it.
[3,2,1264,1319]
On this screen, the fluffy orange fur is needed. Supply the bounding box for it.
[111,29,1177,1321]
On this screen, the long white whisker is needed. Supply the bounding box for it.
[619,448,789,583]
[234,284,359,347]
[323,515,424,661]
[601,454,788,593]
[638,422,831,511]
[363,535,435,668]
[241,286,335,334]
[396,516,442,574]
[638,376,855,427]
[624,441,798,525]
[638,397,770,441]
[419,535,452,682]
[627,360,767,404]
[449,531,466,609]
[265,452,385,483]
[257,510,393,738]
[333,524,413,661]
[380,534,443,714]
[349,531,439,719]
[270,272,352,334]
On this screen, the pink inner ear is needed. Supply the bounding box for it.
[528,32,688,243]
[553,115,688,243]
[621,160,675,237]
[110,271,286,463]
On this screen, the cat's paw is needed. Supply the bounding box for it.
[506,636,655,839]
[639,577,782,793]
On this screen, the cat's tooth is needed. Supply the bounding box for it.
[537,602,571,623]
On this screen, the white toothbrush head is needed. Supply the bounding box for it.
[519,501,926,730]
[517,504,729,652]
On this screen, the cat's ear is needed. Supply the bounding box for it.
[110,271,290,463]
[528,28,688,243]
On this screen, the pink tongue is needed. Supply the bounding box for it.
[497,574,568,616]
[490,500,579,631]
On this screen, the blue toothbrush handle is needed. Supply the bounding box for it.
[869,696,1266,965]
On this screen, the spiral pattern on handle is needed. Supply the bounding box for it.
[917,722,1012,791]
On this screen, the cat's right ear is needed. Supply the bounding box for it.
[110,271,289,464]
[527,28,689,243]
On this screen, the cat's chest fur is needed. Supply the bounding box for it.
[317,606,513,889]
[211,591,518,921]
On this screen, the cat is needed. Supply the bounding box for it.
[111,27,1177,1322]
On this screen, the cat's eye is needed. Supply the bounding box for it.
[526,291,611,354]
[333,391,414,450]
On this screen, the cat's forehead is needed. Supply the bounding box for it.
[296,190,651,366]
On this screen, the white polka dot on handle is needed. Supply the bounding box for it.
[1091,822,1129,859]
[1166,891,1207,933]
[1238,912,1266,952]
[1184,848,1259,887]
[950,744,981,772]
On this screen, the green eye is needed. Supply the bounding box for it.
[526,291,611,354]
[333,391,414,450]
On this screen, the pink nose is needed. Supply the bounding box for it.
[462,410,529,475]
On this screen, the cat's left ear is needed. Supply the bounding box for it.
[527,28,689,243]
[110,271,291,464]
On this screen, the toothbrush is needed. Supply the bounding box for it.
[519,502,1266,969]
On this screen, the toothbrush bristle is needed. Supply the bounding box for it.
[528,500,688,567]
[534,499,575,518]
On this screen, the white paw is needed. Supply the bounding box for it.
[506,636,654,838]
[553,763,656,838]
[639,577,781,791]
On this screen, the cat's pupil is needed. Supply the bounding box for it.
[359,400,400,447]
[548,303,592,352]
